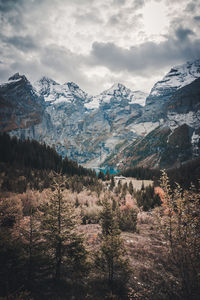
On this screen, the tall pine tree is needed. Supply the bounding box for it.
[95,198,130,296]
[41,173,88,293]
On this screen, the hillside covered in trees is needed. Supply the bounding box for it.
[121,159,200,190]
[0,133,96,192]
[0,135,199,299]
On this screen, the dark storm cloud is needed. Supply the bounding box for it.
[175,27,194,41]
[0,0,23,12]
[88,29,200,76]
[0,0,25,31]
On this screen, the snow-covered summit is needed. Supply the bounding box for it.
[150,59,200,97]
[34,77,88,105]
[85,83,147,109]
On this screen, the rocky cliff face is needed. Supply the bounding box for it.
[142,59,200,122]
[4,78,145,166]
[0,59,200,169]
[0,73,44,132]
[107,77,200,169]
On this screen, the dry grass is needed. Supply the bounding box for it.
[114,178,153,190]
[79,211,181,299]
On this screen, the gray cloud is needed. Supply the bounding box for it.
[185,1,196,12]
[0,0,200,95]
[1,35,38,52]
[0,0,23,12]
[175,27,194,41]
[112,0,126,5]
[132,0,146,10]
[88,30,200,76]
[108,12,123,26]
[74,10,103,25]
[194,16,200,21]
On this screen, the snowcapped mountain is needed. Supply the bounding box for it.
[107,65,200,170]
[1,58,200,169]
[85,83,147,109]
[140,58,200,123]
[34,77,89,105]
[146,59,200,105]
[150,59,200,97]
[0,73,44,132]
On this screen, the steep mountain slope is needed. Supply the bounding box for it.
[0,73,44,132]
[2,77,145,165]
[106,77,200,169]
[0,58,200,169]
[142,59,200,121]
[85,83,147,109]
[79,83,144,166]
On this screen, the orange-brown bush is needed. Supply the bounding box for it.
[156,171,200,300]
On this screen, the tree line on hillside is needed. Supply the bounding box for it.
[0,133,98,192]
[0,133,96,177]
[121,159,200,190]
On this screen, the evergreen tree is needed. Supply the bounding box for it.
[121,182,128,199]
[109,175,115,191]
[0,196,25,298]
[128,181,134,195]
[106,170,110,181]
[98,170,106,181]
[41,173,88,291]
[95,198,130,295]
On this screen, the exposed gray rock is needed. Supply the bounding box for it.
[1,58,200,169]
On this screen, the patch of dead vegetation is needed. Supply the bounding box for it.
[80,211,181,299]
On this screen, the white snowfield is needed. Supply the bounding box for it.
[128,121,162,136]
[167,111,200,130]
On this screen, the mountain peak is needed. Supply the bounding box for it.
[110,82,126,90]
[38,76,59,86]
[8,73,27,82]
[148,58,200,99]
[65,81,80,90]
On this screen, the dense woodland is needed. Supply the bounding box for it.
[0,134,199,299]
[0,133,97,193]
[121,159,200,190]
[0,133,96,177]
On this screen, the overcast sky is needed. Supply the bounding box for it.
[0,0,200,95]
